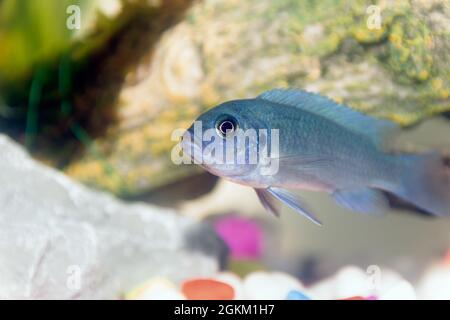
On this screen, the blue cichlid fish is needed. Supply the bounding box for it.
[181,89,450,225]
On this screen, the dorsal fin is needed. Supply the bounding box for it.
[257,88,398,147]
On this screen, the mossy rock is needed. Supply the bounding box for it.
[66,0,449,197]
[1,0,448,197]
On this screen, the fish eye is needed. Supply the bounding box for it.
[216,116,238,137]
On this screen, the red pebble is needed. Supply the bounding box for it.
[340,296,366,300]
[182,279,235,300]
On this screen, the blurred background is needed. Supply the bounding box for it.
[0,0,449,299]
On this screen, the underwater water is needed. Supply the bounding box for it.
[0,0,449,301]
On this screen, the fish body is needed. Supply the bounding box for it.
[234,98,396,191]
[182,89,450,224]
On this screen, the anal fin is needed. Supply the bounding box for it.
[332,188,388,216]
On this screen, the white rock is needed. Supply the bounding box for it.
[380,280,416,300]
[126,277,185,300]
[243,271,303,300]
[309,265,416,300]
[417,263,450,300]
[309,266,369,299]
[0,135,221,299]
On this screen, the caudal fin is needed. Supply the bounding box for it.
[397,154,450,216]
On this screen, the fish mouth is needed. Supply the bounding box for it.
[181,132,234,176]
[181,139,220,176]
[180,130,254,178]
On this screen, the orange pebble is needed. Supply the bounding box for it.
[182,279,235,300]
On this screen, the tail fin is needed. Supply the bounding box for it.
[396,153,450,216]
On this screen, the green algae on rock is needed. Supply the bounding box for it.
[1,0,448,197]
[65,0,449,197]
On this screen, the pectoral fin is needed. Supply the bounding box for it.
[332,188,388,216]
[254,188,280,217]
[257,187,322,225]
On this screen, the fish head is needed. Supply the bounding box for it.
[181,99,274,186]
